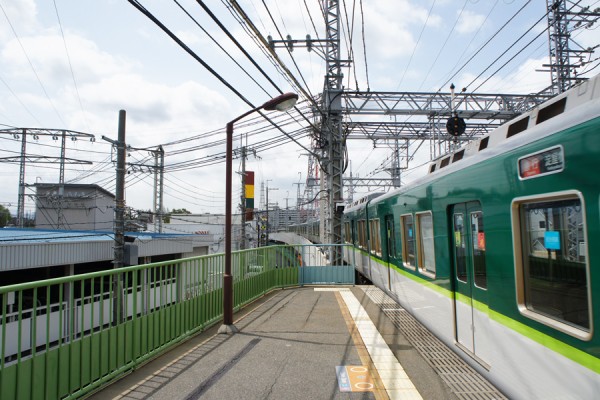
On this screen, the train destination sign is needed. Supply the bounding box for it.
[518,146,564,180]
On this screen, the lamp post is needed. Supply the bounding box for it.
[218,92,298,334]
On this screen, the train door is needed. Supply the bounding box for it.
[384,215,397,291]
[450,201,491,366]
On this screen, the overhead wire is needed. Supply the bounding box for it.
[189,0,288,98]
[359,0,370,90]
[396,0,437,91]
[0,74,44,127]
[52,0,89,131]
[0,2,68,128]
[341,0,359,90]
[436,0,533,91]
[463,5,553,92]
[126,0,317,162]
[259,0,316,100]
[417,0,469,91]
[224,0,322,115]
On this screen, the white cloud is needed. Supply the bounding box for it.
[456,10,486,34]
[2,33,135,84]
[0,0,39,41]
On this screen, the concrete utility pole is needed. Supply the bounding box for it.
[153,146,165,233]
[114,111,127,270]
[101,110,127,325]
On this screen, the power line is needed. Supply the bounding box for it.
[0,2,68,127]
[52,0,89,131]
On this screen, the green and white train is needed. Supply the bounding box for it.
[343,74,600,399]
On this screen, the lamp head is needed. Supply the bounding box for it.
[262,92,298,112]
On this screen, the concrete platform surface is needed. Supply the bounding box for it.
[86,286,464,400]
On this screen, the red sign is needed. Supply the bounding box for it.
[478,232,486,251]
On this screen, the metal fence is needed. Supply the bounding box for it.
[0,244,354,400]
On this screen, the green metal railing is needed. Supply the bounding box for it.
[0,244,354,399]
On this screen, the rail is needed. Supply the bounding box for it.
[0,244,354,400]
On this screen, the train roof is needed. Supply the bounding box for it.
[345,192,385,213]
[364,73,600,208]
[426,74,600,176]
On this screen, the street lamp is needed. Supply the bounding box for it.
[219,92,298,334]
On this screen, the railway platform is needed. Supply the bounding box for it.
[87,286,506,400]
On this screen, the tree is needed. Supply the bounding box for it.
[0,205,12,227]
[171,208,192,214]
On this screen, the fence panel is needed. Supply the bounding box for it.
[0,244,354,399]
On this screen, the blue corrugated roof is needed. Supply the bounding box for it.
[0,228,195,244]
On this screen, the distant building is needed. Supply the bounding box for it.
[163,213,236,253]
[34,183,115,231]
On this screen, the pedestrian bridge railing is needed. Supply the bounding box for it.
[0,244,354,400]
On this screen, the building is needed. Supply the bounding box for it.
[34,183,115,231]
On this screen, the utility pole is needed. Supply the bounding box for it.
[17,130,26,228]
[153,146,164,233]
[114,111,126,270]
[102,110,127,324]
[266,182,278,245]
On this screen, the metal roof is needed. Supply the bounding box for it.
[0,228,203,271]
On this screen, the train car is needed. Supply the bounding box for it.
[344,192,385,282]
[343,74,600,399]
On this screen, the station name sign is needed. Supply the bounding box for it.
[518,146,564,180]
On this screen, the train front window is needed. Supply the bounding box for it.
[513,193,591,338]
[401,214,416,269]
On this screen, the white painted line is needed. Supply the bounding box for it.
[339,290,423,400]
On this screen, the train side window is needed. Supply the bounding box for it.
[478,136,489,151]
[512,193,591,340]
[471,211,487,289]
[506,117,529,138]
[536,97,566,124]
[386,216,397,258]
[344,221,351,243]
[416,212,435,277]
[358,219,367,249]
[453,213,467,283]
[369,219,382,256]
[400,214,416,269]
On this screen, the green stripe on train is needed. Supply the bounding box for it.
[365,252,600,374]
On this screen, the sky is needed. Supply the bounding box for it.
[0,0,598,223]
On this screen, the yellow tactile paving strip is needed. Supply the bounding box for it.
[319,287,423,400]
